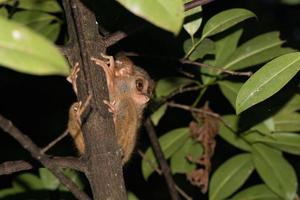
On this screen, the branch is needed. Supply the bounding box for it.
[181,59,253,77]
[104,25,146,47]
[104,31,128,47]
[166,85,203,100]
[0,157,85,176]
[0,160,32,175]
[0,114,90,200]
[144,118,181,200]
[184,0,215,11]
[167,102,235,130]
[138,150,192,200]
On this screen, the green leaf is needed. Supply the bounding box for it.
[183,1,202,37]
[231,184,281,200]
[117,0,184,34]
[128,192,139,200]
[223,32,296,70]
[12,11,58,27]
[252,143,297,200]
[183,38,215,61]
[142,128,190,180]
[236,52,300,114]
[219,115,251,151]
[13,173,44,190]
[151,103,167,126]
[0,187,23,199]
[281,0,300,5]
[11,11,61,41]
[245,132,300,155]
[0,7,8,17]
[0,17,69,76]
[155,77,195,98]
[278,94,300,114]
[215,28,243,66]
[274,112,300,132]
[202,8,255,38]
[209,153,254,200]
[39,168,60,190]
[170,138,203,174]
[7,0,62,13]
[59,169,84,191]
[38,22,61,41]
[218,81,243,108]
[249,119,273,136]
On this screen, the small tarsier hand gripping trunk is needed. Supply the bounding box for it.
[68,54,154,164]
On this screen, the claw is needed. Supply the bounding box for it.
[100,53,114,68]
[67,62,80,95]
[103,100,116,113]
[91,55,115,92]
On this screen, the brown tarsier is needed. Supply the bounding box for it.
[68,54,154,164]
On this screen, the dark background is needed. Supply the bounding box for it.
[0,0,299,199]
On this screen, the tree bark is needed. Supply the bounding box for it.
[63,0,127,199]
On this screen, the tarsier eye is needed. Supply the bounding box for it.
[136,79,144,92]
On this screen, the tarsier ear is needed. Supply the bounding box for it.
[115,53,134,77]
[117,67,133,76]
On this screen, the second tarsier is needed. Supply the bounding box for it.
[68,54,154,164]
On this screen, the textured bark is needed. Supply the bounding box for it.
[63,0,127,199]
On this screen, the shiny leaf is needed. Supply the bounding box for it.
[183,0,202,37]
[224,32,296,70]
[0,17,69,76]
[274,112,300,132]
[215,28,243,66]
[117,0,184,34]
[231,184,281,200]
[142,128,190,180]
[183,38,215,61]
[13,173,43,190]
[245,132,300,155]
[8,0,62,13]
[236,52,300,114]
[277,93,300,114]
[170,138,203,174]
[155,77,195,98]
[151,103,167,126]
[219,115,251,151]
[252,143,297,200]
[218,80,242,108]
[202,8,255,38]
[209,153,254,200]
[39,168,60,190]
[0,7,8,17]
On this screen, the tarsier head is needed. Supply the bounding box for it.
[115,54,154,107]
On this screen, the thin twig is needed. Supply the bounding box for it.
[167,102,220,118]
[0,157,85,175]
[144,118,181,200]
[181,60,252,77]
[104,31,128,47]
[104,25,146,47]
[166,85,203,100]
[184,0,215,11]
[42,129,69,153]
[0,160,32,175]
[167,102,234,131]
[138,150,192,200]
[0,114,90,200]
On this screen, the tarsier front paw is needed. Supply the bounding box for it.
[67,62,80,95]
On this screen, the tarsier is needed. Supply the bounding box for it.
[68,54,154,164]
